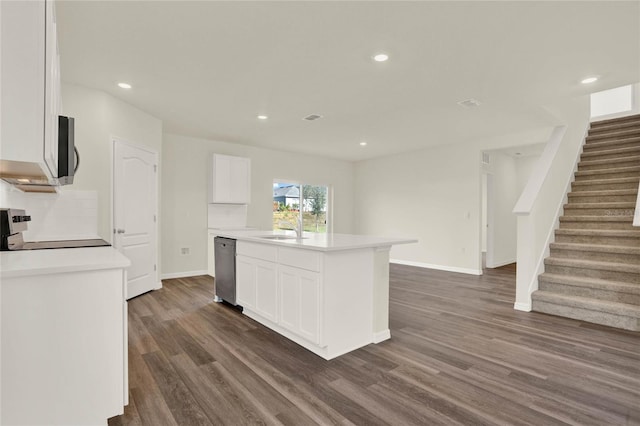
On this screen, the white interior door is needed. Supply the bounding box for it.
[113,139,159,299]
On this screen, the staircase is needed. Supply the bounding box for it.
[532,114,640,331]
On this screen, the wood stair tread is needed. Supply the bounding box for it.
[533,291,640,317]
[539,273,640,295]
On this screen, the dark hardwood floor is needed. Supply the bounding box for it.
[109,263,640,425]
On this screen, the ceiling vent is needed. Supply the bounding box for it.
[458,98,481,108]
[303,114,323,121]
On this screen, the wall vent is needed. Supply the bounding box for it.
[458,98,481,108]
[303,114,323,121]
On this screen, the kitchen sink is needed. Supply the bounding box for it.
[257,235,306,240]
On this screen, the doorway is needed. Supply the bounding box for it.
[113,138,159,299]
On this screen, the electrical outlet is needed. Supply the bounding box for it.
[180,247,190,255]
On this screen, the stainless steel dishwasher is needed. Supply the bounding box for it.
[214,237,237,305]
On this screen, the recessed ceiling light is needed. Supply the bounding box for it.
[581,77,598,84]
[257,115,268,120]
[117,82,132,89]
[373,53,389,62]
[360,141,367,146]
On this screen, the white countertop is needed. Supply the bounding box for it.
[213,230,417,252]
[0,246,131,278]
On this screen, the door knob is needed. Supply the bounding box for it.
[116,229,126,234]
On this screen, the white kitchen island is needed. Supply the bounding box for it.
[0,246,130,425]
[215,230,416,360]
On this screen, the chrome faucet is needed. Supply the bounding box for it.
[279,217,303,239]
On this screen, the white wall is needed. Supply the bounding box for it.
[161,133,355,276]
[354,126,551,275]
[60,83,163,242]
[354,143,482,274]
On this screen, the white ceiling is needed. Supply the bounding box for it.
[56,1,640,162]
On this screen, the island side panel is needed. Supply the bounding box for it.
[372,246,391,342]
[323,248,374,359]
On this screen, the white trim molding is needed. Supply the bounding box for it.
[161,270,208,280]
[373,329,391,343]
[391,259,482,276]
[514,302,532,312]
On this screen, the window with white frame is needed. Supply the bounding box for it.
[272,181,329,233]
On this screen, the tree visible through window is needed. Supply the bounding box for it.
[273,181,328,233]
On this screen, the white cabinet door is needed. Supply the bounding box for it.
[278,265,322,345]
[236,255,256,310]
[229,155,250,203]
[236,255,277,321]
[43,0,60,178]
[0,0,47,166]
[254,260,277,322]
[209,154,251,204]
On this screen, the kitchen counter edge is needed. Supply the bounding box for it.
[213,230,417,252]
[0,246,131,278]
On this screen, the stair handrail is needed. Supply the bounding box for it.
[512,120,589,312]
[634,180,640,227]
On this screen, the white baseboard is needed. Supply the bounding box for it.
[514,302,532,312]
[373,329,391,343]
[391,259,482,276]
[161,270,208,280]
[486,258,516,268]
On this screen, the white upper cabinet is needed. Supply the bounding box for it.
[208,154,251,204]
[0,0,60,181]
